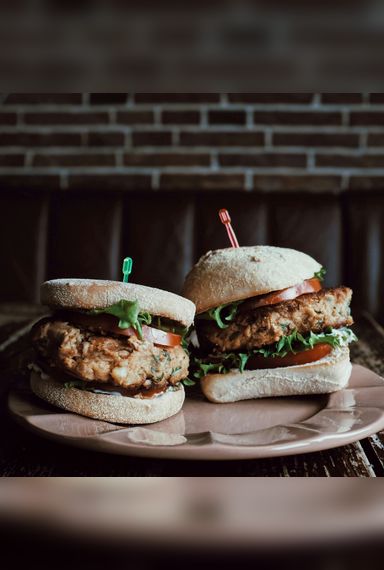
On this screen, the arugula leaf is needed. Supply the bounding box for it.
[152,315,190,355]
[64,380,84,389]
[91,299,152,339]
[237,352,249,372]
[192,327,357,377]
[197,300,243,329]
[210,306,227,329]
[153,316,188,337]
[94,299,140,327]
[193,351,250,379]
[182,377,196,386]
[314,267,326,282]
[253,327,357,358]
[135,311,152,338]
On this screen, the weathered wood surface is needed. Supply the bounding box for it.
[0,304,383,477]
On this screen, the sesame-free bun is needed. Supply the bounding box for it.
[182,246,322,314]
[200,347,351,403]
[41,279,195,327]
[30,370,185,424]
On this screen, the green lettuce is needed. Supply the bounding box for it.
[254,327,356,358]
[192,327,357,379]
[197,300,242,329]
[314,267,326,282]
[152,315,188,338]
[92,300,152,339]
[193,352,249,379]
[90,300,189,348]
[64,380,86,390]
[182,377,196,387]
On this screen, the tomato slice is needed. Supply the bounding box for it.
[250,278,322,309]
[246,343,332,370]
[140,325,182,348]
[61,312,182,348]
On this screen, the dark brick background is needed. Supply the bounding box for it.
[1,92,384,192]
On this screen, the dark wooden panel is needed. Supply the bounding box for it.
[194,193,268,260]
[0,191,48,302]
[123,194,194,294]
[0,188,381,323]
[345,193,384,321]
[47,193,123,281]
[268,194,342,287]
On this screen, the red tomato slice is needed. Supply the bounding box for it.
[250,278,322,309]
[246,343,332,370]
[62,312,182,348]
[140,325,182,348]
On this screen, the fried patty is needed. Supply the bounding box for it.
[32,319,188,390]
[196,287,353,352]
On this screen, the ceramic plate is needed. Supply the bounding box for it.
[8,364,384,460]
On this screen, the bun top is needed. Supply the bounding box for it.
[182,246,322,314]
[41,279,196,327]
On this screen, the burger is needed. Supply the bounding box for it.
[30,279,195,423]
[182,246,356,403]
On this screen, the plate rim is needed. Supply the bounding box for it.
[8,363,384,461]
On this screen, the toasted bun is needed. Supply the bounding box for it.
[41,279,195,327]
[183,246,322,313]
[30,370,185,424]
[200,347,351,403]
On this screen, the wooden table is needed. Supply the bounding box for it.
[1,304,383,476]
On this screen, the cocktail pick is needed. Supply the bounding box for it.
[219,209,240,248]
[122,257,133,283]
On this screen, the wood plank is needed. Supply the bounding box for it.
[269,194,342,287]
[123,194,194,294]
[47,193,123,281]
[351,313,384,475]
[345,194,384,322]
[0,192,48,303]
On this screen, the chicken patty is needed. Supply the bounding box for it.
[196,287,353,352]
[32,319,188,390]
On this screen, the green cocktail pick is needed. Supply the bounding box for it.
[122,257,133,283]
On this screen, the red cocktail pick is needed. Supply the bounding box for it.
[219,208,240,248]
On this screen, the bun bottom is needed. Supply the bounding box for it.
[30,370,185,424]
[200,347,352,403]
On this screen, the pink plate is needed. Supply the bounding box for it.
[8,364,384,460]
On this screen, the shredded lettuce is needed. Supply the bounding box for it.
[192,327,357,378]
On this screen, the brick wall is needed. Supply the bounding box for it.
[1,93,384,192]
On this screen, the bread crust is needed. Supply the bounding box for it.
[41,279,195,328]
[30,370,185,424]
[200,347,351,403]
[182,246,322,314]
